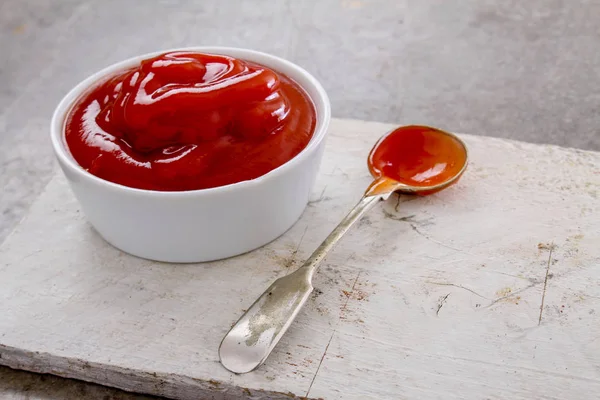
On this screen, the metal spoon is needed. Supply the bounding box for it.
[219,125,468,374]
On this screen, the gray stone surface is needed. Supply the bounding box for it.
[1,0,600,398]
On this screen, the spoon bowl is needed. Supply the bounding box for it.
[219,125,468,374]
[366,125,468,197]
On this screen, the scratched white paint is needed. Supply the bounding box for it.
[0,118,599,400]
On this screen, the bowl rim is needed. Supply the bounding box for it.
[50,46,331,198]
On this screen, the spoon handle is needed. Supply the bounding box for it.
[219,194,383,374]
[298,194,382,280]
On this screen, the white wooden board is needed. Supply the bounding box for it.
[1,118,599,400]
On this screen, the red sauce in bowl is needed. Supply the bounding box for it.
[64,52,317,191]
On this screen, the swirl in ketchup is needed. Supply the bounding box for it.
[64,52,316,191]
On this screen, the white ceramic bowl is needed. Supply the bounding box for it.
[51,47,331,263]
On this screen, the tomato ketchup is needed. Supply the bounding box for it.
[64,52,316,191]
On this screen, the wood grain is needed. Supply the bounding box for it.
[0,118,599,399]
